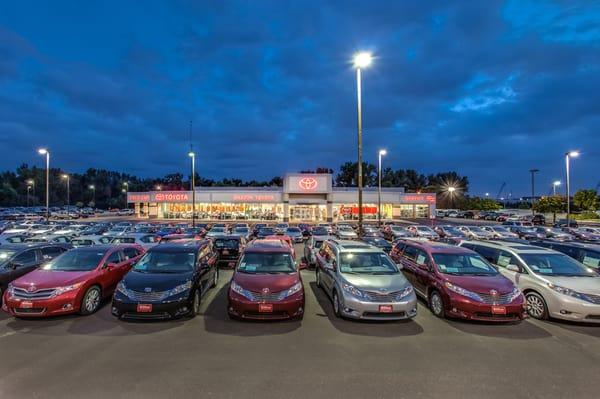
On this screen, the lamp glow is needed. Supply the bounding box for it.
[353,52,373,68]
[37,148,48,155]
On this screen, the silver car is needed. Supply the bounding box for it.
[458,226,494,240]
[315,240,417,320]
[460,240,600,323]
[482,226,519,239]
[285,227,304,243]
[336,226,358,240]
[303,235,335,267]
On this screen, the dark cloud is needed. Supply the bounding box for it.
[0,0,598,194]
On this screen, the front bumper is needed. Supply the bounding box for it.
[228,290,304,320]
[547,294,600,324]
[111,291,192,320]
[3,291,82,318]
[447,295,526,322]
[340,292,418,321]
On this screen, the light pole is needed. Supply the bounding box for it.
[447,186,457,209]
[565,151,579,227]
[377,149,386,227]
[62,174,70,207]
[353,51,372,236]
[37,148,50,220]
[188,151,196,227]
[26,179,35,207]
[552,181,561,196]
[155,185,162,191]
[122,182,129,208]
[89,185,96,207]
[529,169,539,215]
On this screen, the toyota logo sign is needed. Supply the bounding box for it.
[298,177,318,190]
[262,288,270,295]
[490,289,498,296]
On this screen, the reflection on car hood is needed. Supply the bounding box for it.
[12,269,93,289]
[233,272,300,292]
[342,273,409,291]
[123,270,193,292]
[443,274,513,294]
[540,275,600,294]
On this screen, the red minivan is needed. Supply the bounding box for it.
[3,245,144,317]
[228,239,305,320]
[390,240,526,322]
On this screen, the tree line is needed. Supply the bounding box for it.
[0,162,473,209]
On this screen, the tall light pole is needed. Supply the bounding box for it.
[565,151,579,227]
[188,151,196,227]
[553,180,561,196]
[62,174,70,207]
[377,149,387,227]
[26,179,35,207]
[89,185,96,207]
[37,148,50,220]
[529,169,539,215]
[353,51,372,236]
[122,182,129,208]
[447,186,457,209]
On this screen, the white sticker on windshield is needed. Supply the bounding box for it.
[446,267,459,273]
[437,264,446,270]
[245,264,257,271]
[539,268,552,274]
[497,255,511,267]
[416,254,426,265]
[583,256,600,268]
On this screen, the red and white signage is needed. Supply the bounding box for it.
[298,177,318,191]
[285,174,331,194]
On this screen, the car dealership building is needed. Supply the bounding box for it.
[127,173,436,222]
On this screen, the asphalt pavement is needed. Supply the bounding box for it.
[1,243,600,399]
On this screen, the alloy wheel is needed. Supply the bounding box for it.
[526,293,546,319]
[333,292,340,317]
[84,288,100,313]
[430,292,444,317]
[193,290,200,314]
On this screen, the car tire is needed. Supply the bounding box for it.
[525,292,548,320]
[332,290,342,318]
[211,268,219,288]
[429,290,445,318]
[316,269,322,288]
[188,289,201,318]
[80,286,101,315]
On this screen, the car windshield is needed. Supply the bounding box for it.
[313,241,324,248]
[416,226,434,233]
[71,239,93,246]
[258,228,274,235]
[133,251,195,273]
[210,228,226,233]
[42,250,106,271]
[286,228,301,233]
[367,238,388,246]
[237,252,295,274]
[521,253,596,277]
[214,239,240,249]
[432,253,498,275]
[338,252,398,275]
[0,249,17,264]
[469,227,486,233]
[493,227,511,233]
[233,228,249,233]
[312,228,328,235]
[444,227,463,235]
[391,226,406,231]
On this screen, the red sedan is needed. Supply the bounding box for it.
[2,245,144,317]
[228,240,305,320]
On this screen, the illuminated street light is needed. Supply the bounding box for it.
[565,151,580,227]
[553,180,561,196]
[26,179,35,207]
[377,149,387,227]
[189,151,196,228]
[62,174,70,207]
[37,148,50,220]
[122,182,129,209]
[89,185,96,206]
[155,185,162,191]
[353,51,373,236]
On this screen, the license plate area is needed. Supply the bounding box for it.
[379,305,393,313]
[259,303,273,313]
[137,304,153,313]
[20,301,34,309]
[491,306,506,315]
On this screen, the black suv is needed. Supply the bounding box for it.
[0,243,71,304]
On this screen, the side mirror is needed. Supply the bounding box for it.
[506,264,520,273]
[9,261,23,269]
[299,262,308,270]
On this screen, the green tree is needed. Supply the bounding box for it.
[573,189,599,211]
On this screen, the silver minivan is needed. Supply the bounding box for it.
[315,240,417,320]
[460,240,600,323]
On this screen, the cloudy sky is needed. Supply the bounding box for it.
[0,0,598,196]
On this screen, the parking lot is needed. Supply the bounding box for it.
[1,242,600,399]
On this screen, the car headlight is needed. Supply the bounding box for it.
[444,281,482,302]
[508,286,522,302]
[6,283,15,297]
[280,282,303,299]
[166,281,192,297]
[53,282,84,296]
[398,285,414,299]
[342,283,364,298]
[547,283,589,302]
[230,281,253,300]
[116,281,131,297]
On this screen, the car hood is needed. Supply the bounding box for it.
[442,273,515,295]
[539,275,600,294]
[122,270,193,292]
[12,269,94,289]
[341,273,409,291]
[233,272,300,292]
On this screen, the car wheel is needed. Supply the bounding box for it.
[316,269,322,288]
[188,289,201,318]
[332,290,342,318]
[80,286,101,315]
[526,292,548,320]
[211,268,219,288]
[429,290,445,318]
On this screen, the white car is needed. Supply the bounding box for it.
[111,234,159,249]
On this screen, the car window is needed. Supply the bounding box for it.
[41,246,66,260]
[495,250,521,270]
[403,245,418,261]
[140,235,158,243]
[99,237,112,244]
[7,236,24,243]
[415,250,428,266]
[13,249,37,265]
[581,251,600,269]
[123,247,141,260]
[469,245,499,264]
[105,251,122,265]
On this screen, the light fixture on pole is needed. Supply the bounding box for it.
[89,185,96,207]
[37,148,50,220]
[529,169,539,215]
[447,186,457,209]
[552,180,561,196]
[188,151,196,228]
[353,51,373,237]
[565,151,579,227]
[122,182,129,208]
[62,174,70,207]
[155,185,162,191]
[26,179,35,207]
[377,149,387,227]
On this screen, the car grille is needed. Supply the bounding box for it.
[128,290,168,302]
[243,311,289,319]
[477,292,514,305]
[585,315,600,320]
[363,290,406,303]
[13,287,56,300]
[247,290,284,302]
[14,307,46,314]
[583,293,600,305]
[363,311,406,318]
[122,312,171,320]
[473,312,520,320]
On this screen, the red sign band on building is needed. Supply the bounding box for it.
[232,195,276,202]
[154,192,189,202]
[128,194,151,202]
[340,206,378,215]
[403,194,436,203]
